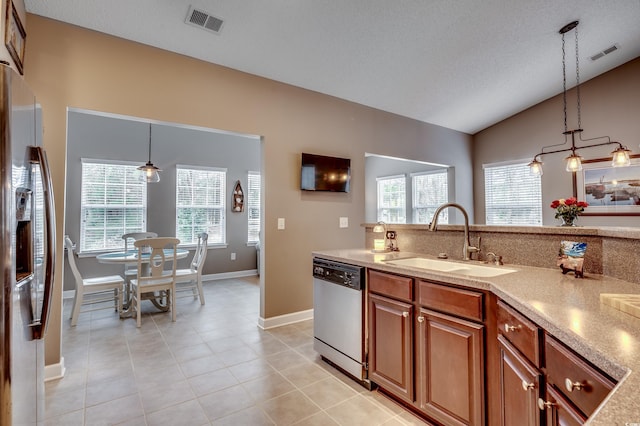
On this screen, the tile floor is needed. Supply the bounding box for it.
[45,276,431,425]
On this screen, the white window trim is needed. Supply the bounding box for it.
[175,165,227,246]
[411,169,449,224]
[79,159,148,254]
[483,159,542,226]
[376,174,407,224]
[247,171,261,245]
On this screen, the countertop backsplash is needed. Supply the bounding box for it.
[363,224,640,285]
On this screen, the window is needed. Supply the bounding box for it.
[413,170,448,224]
[176,166,226,245]
[80,160,147,252]
[247,171,261,244]
[377,175,406,223]
[484,161,542,225]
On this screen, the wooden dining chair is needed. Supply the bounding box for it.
[175,232,208,304]
[64,236,124,326]
[122,231,158,284]
[130,237,180,327]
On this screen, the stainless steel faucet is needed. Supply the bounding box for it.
[428,203,480,261]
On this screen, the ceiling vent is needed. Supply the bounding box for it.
[590,44,619,61]
[185,5,224,34]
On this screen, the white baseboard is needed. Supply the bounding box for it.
[203,270,258,281]
[44,357,66,382]
[258,309,314,330]
[62,270,258,299]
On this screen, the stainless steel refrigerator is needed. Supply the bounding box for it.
[0,64,56,425]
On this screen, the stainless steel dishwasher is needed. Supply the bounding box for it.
[313,257,367,384]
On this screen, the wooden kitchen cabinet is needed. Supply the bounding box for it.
[417,307,485,426]
[368,269,488,425]
[368,292,414,403]
[541,384,586,426]
[498,334,542,426]
[496,300,616,425]
[367,268,617,426]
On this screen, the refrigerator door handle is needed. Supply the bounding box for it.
[29,146,56,340]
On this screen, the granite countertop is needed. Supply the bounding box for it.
[312,248,640,425]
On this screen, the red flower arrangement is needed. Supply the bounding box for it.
[550,197,588,226]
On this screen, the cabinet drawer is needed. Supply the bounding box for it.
[417,280,483,321]
[497,300,542,367]
[368,270,413,302]
[544,334,615,417]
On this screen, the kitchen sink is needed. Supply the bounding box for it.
[384,257,517,277]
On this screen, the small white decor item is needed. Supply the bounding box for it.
[232,180,244,213]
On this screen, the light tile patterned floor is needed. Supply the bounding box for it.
[45,276,431,425]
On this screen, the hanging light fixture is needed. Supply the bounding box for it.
[137,123,161,183]
[528,20,633,176]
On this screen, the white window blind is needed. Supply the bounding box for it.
[80,160,147,252]
[176,166,226,245]
[413,170,448,224]
[484,161,542,225]
[247,171,261,244]
[377,175,406,223]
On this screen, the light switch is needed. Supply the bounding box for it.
[339,217,349,228]
[277,218,285,230]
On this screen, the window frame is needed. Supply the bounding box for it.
[483,159,542,226]
[175,165,227,247]
[412,169,449,224]
[247,171,261,245]
[377,174,407,224]
[79,158,148,254]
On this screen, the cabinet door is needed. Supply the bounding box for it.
[368,293,414,403]
[541,384,587,426]
[417,308,485,426]
[498,335,542,426]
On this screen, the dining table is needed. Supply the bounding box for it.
[96,248,190,316]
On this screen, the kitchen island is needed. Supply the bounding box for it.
[312,247,640,425]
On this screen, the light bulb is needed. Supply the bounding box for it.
[611,147,631,167]
[565,154,583,172]
[528,159,543,176]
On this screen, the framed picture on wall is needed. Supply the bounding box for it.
[574,154,640,216]
[4,0,26,75]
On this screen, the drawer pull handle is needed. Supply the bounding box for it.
[402,311,409,318]
[521,380,535,391]
[504,324,521,333]
[417,316,425,323]
[522,380,536,392]
[538,398,554,411]
[565,378,584,392]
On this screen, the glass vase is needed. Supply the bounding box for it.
[560,216,577,227]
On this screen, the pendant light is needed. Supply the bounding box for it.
[528,21,633,176]
[137,123,161,183]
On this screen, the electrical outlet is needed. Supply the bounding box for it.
[231,252,236,260]
[277,218,285,230]
[386,230,397,240]
[339,217,349,228]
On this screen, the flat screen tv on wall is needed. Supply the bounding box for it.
[300,153,351,193]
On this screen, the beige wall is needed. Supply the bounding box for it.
[473,58,640,226]
[22,16,473,366]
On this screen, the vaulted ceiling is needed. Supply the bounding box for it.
[25,0,640,134]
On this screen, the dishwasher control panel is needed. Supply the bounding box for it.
[312,258,364,290]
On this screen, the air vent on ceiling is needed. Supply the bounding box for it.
[185,5,224,34]
[590,44,619,61]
